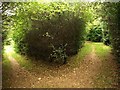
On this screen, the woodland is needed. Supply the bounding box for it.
[1,1,120,88]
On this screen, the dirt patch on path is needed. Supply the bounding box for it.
[70,44,102,88]
[3,43,118,88]
[6,56,39,88]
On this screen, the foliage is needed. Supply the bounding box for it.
[10,2,86,63]
[2,2,18,46]
[101,2,120,62]
[85,2,111,45]
[49,44,68,64]
[102,29,111,46]
[4,1,120,63]
[2,2,11,46]
[10,3,31,54]
[87,25,103,42]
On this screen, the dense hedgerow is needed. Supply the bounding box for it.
[102,2,120,62]
[110,3,120,62]
[12,2,86,61]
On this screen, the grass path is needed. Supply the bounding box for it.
[2,42,119,88]
[74,44,102,88]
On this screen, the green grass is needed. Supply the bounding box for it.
[78,42,93,60]
[2,42,93,78]
[3,42,118,88]
[93,42,111,60]
[68,42,93,67]
[11,52,34,71]
[3,42,112,72]
[4,42,93,70]
[92,42,118,88]
[4,45,34,71]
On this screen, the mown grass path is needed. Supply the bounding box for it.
[2,42,119,88]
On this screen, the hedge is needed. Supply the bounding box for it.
[103,2,120,62]
[12,2,86,61]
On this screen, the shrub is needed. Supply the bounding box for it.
[49,44,68,64]
[102,2,120,62]
[12,2,86,62]
[85,2,111,45]
[87,25,103,42]
[102,30,111,46]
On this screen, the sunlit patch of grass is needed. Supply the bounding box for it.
[78,42,93,60]
[68,42,93,67]
[93,42,111,60]
[4,45,33,71]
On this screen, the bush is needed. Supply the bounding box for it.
[12,2,86,62]
[110,3,120,62]
[102,30,111,46]
[49,44,68,64]
[87,25,103,42]
[85,2,111,45]
[102,2,120,62]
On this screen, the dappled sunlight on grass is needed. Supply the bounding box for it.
[93,43,111,60]
[4,45,14,55]
[4,44,33,71]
